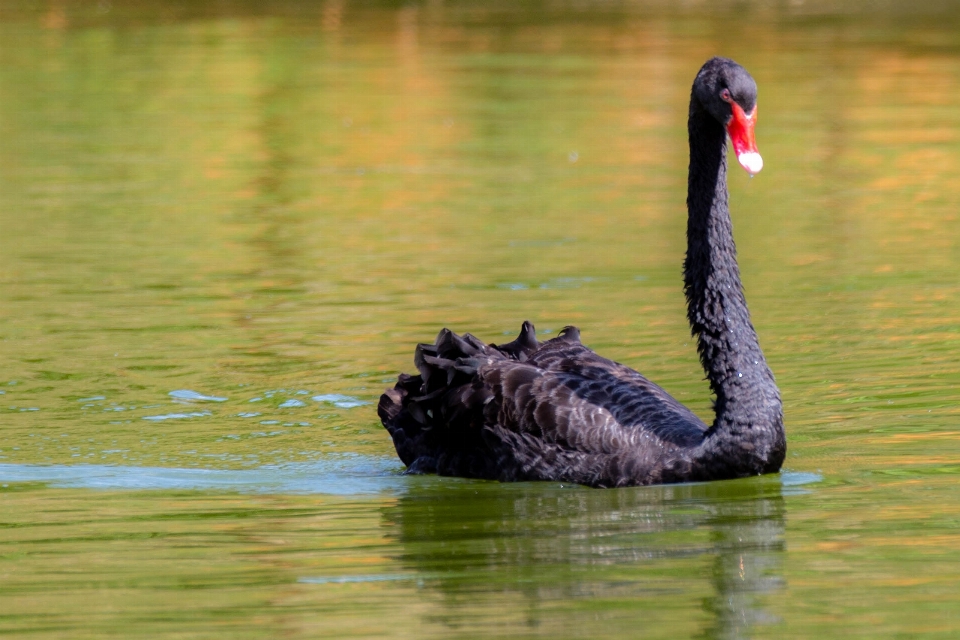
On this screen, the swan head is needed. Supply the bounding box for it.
[693,57,762,175]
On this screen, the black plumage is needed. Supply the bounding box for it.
[379,58,785,487]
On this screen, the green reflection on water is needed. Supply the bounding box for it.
[2,0,960,637]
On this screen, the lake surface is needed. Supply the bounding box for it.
[3,1,960,637]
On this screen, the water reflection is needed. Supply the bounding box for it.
[698,486,784,640]
[384,477,786,639]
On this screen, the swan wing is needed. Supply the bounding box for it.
[480,357,707,454]
[379,324,708,484]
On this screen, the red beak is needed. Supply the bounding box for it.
[726,102,762,175]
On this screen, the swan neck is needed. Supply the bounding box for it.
[684,103,783,462]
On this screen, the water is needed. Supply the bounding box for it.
[2,0,960,637]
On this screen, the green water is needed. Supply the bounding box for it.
[3,1,960,637]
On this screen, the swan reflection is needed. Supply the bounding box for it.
[383,475,786,639]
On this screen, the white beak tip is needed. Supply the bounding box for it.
[737,152,763,175]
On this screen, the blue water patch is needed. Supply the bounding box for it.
[312,394,370,409]
[169,390,228,402]
[0,456,407,495]
[143,411,212,421]
[780,470,822,495]
[278,399,307,408]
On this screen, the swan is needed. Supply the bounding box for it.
[378,57,785,487]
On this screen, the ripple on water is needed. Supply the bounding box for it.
[779,470,822,495]
[142,411,211,421]
[0,455,406,495]
[168,390,228,402]
[312,394,370,409]
[298,574,417,585]
[0,460,820,496]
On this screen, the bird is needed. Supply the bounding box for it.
[378,57,785,487]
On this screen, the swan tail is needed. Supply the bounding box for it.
[379,322,538,478]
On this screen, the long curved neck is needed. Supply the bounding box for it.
[684,100,784,473]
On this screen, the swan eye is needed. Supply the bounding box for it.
[720,88,732,103]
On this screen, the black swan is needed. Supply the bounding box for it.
[379,57,785,487]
